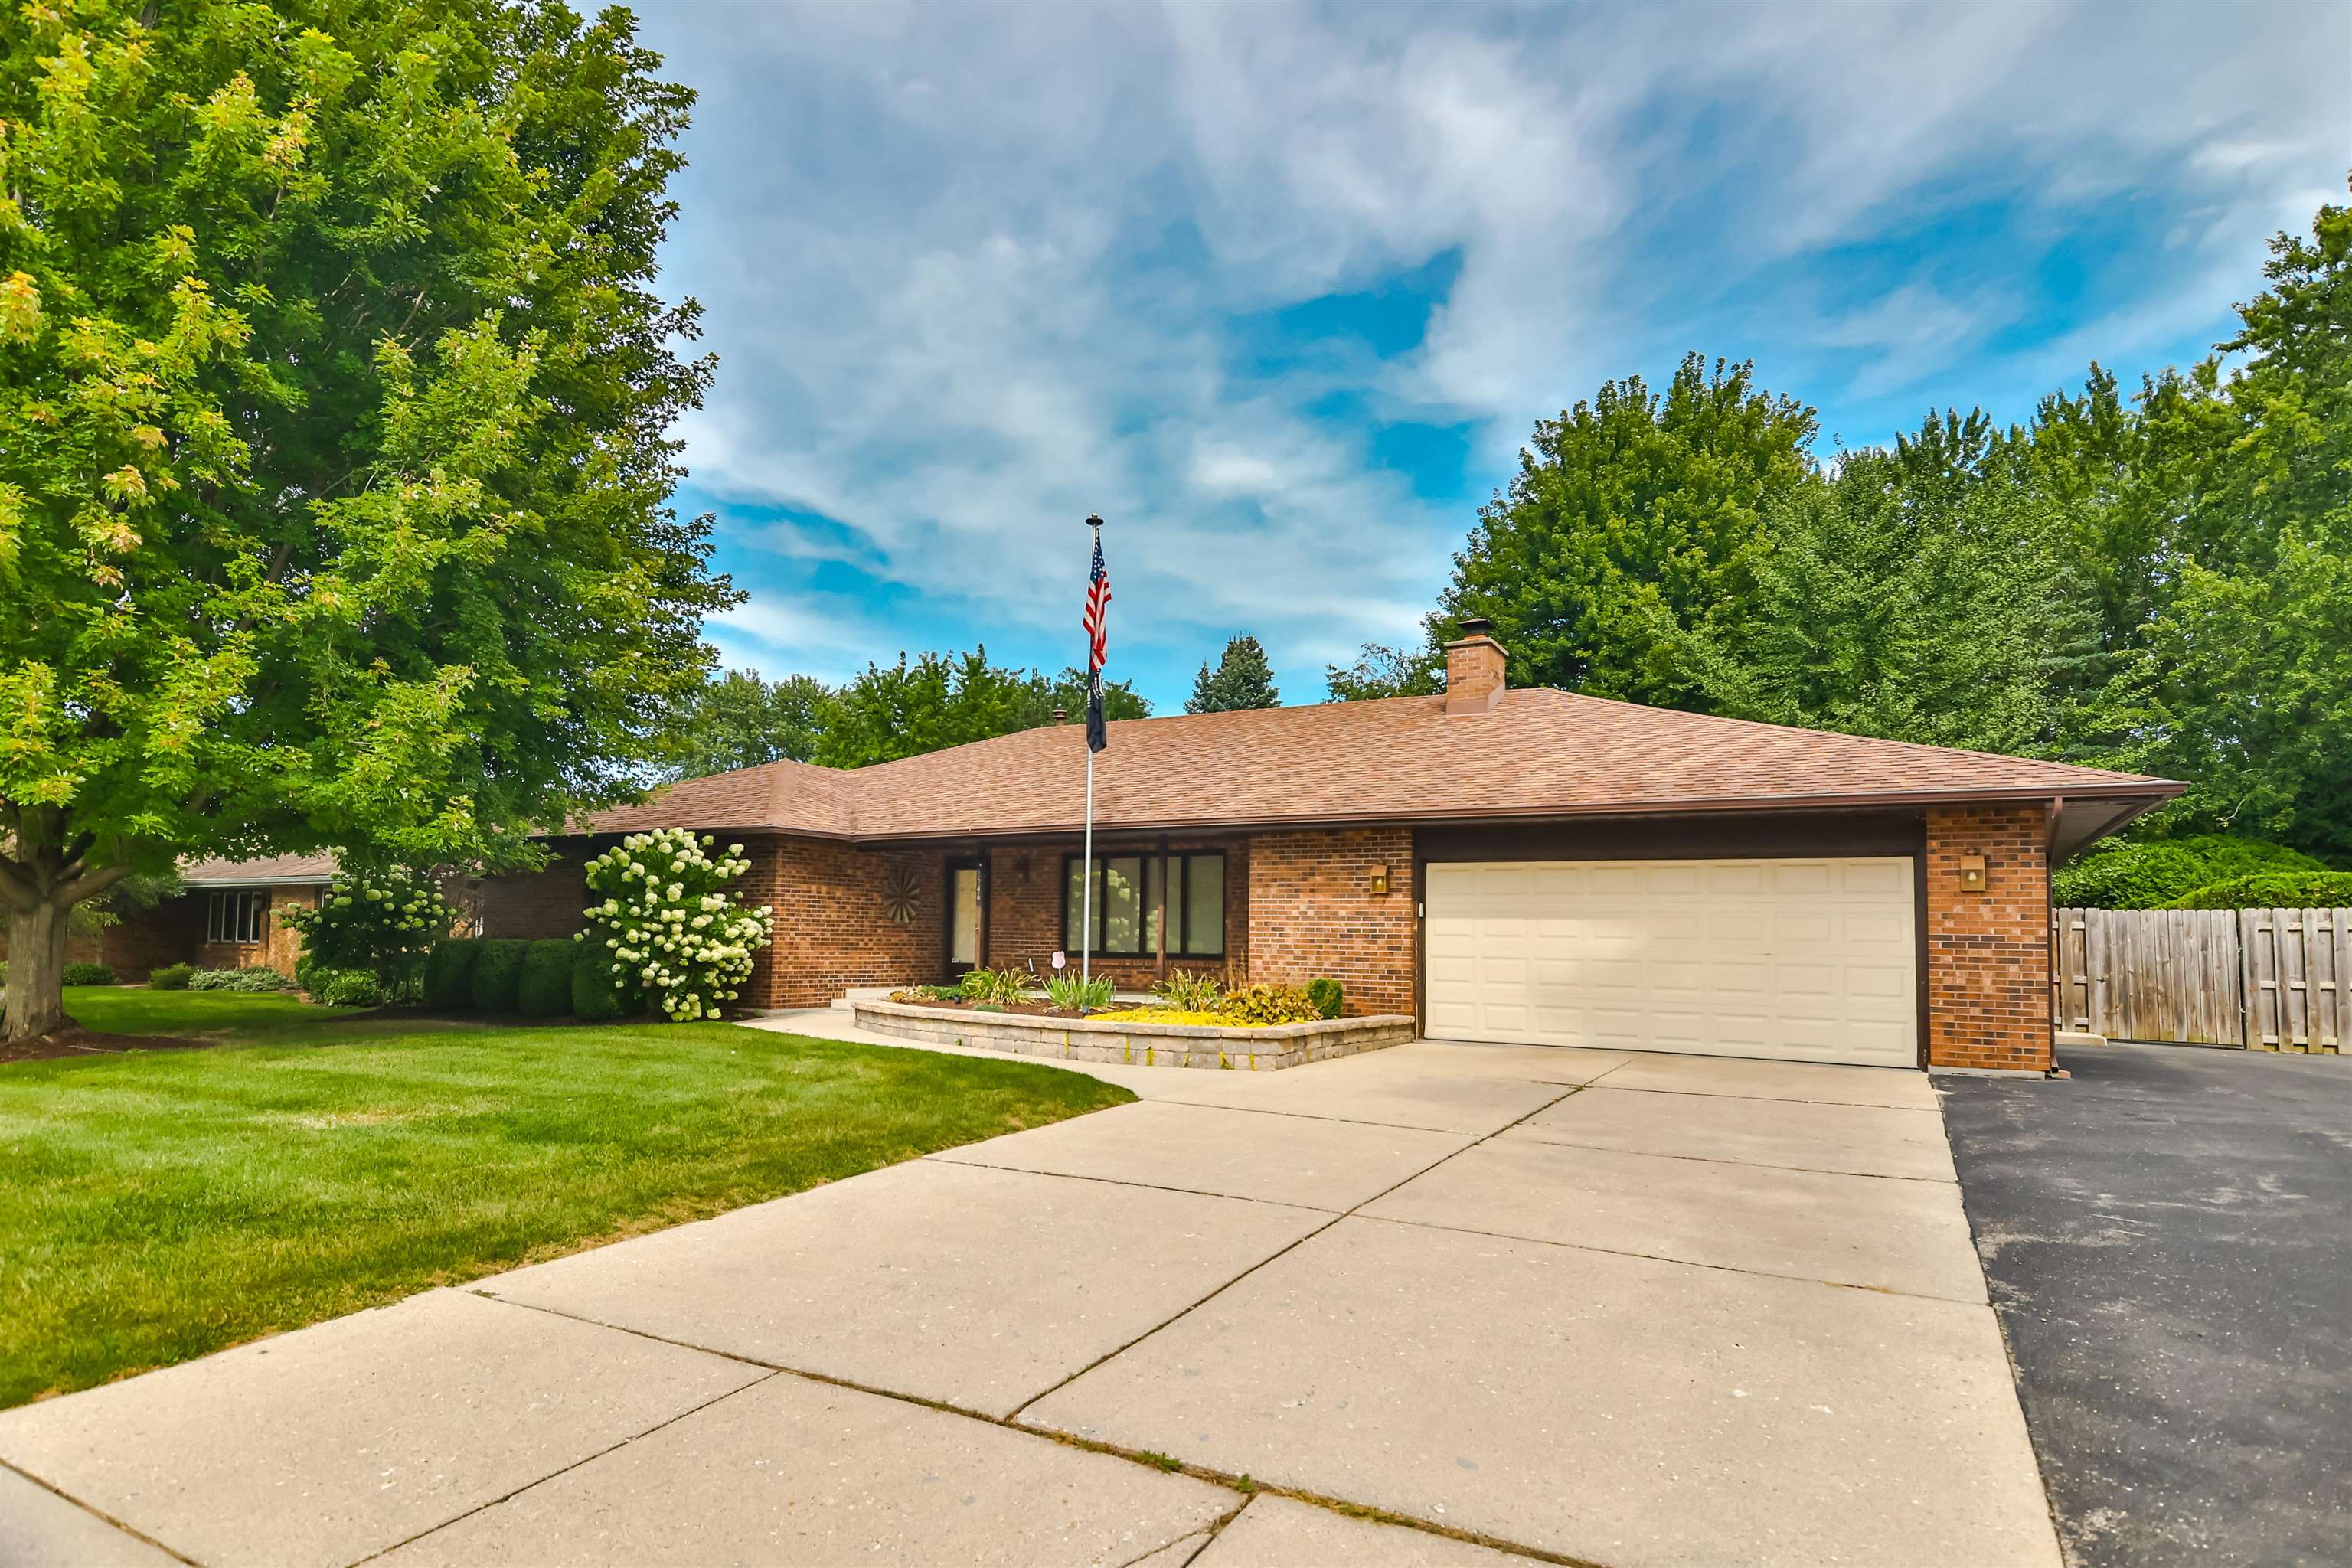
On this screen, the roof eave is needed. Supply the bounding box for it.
[835,780,2189,847]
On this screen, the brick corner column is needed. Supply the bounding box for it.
[1926,804,2052,1073]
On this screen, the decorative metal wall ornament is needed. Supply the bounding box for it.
[881,865,920,924]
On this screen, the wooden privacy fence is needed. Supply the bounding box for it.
[2052,906,2348,1051]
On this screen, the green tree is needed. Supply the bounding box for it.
[1325,641,1442,701]
[0,3,730,1042]
[1186,634,1281,713]
[661,669,832,779]
[1028,666,1150,731]
[812,648,1150,768]
[1694,430,2109,760]
[1437,354,1818,707]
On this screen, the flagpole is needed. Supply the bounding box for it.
[1082,735,1094,990]
[1081,514,1102,991]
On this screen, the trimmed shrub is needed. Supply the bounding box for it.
[469,939,529,1013]
[570,945,632,1022]
[1219,982,1323,1026]
[517,939,578,1018]
[316,969,389,1008]
[188,966,290,992]
[2054,835,2325,910]
[1305,976,1343,1019]
[422,939,482,1011]
[146,962,196,991]
[60,962,116,987]
[2164,871,2352,910]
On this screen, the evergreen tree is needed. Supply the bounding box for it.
[1187,635,1282,713]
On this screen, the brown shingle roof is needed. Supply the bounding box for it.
[181,851,338,884]
[582,688,2180,843]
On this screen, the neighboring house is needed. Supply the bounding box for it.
[107,623,2184,1072]
[77,853,335,982]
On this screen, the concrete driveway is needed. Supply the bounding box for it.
[0,1028,2056,1567]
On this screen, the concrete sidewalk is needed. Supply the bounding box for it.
[0,1027,2056,1566]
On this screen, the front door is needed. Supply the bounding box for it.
[947,861,985,975]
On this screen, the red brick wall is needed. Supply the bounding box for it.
[983,841,1250,991]
[1246,827,1415,1017]
[751,837,946,1008]
[470,859,590,941]
[1926,805,2052,1072]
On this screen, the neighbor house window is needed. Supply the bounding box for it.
[1063,853,1224,958]
[207,890,269,946]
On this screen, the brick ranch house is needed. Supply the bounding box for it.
[93,625,2180,1073]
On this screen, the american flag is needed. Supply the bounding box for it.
[1081,526,1111,674]
[1081,521,1110,754]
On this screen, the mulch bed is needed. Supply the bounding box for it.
[0,1027,214,1066]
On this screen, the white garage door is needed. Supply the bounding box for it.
[1423,858,1918,1067]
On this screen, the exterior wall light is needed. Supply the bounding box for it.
[1958,854,1988,893]
[1370,864,1391,894]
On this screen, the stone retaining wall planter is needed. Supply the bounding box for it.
[848,999,1415,1071]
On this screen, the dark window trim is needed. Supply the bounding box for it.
[207,890,268,946]
[1060,850,1227,960]
[943,857,987,975]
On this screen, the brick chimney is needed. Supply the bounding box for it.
[1443,618,1508,714]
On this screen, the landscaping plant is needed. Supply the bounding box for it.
[59,964,116,988]
[1219,982,1325,1026]
[279,867,455,1001]
[1045,974,1114,1013]
[1153,969,1223,1012]
[517,939,580,1019]
[570,949,633,1023]
[422,940,483,1011]
[579,830,774,1022]
[956,966,1032,1007]
[315,971,388,1009]
[1305,977,1344,1018]
[470,940,530,1013]
[187,968,289,993]
[145,964,194,991]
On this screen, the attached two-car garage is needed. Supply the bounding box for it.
[1421,858,1919,1068]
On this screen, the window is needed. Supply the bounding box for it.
[207,890,269,946]
[1063,852,1224,958]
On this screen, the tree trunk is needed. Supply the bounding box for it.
[3,897,77,1044]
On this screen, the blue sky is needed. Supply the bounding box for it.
[635,1,2349,713]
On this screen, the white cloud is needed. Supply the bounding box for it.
[635,0,2349,694]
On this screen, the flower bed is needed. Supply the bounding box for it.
[848,997,1413,1071]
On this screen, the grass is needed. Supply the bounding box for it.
[1,988,1132,1409]
[64,985,400,1040]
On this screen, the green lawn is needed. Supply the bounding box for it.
[1,988,1132,1408]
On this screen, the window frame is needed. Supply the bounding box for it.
[206,890,269,946]
[1060,850,1226,961]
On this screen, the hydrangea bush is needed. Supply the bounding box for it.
[279,864,455,997]
[580,829,773,1022]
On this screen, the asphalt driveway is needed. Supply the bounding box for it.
[1941,1043,2352,1568]
[2,1031,2055,1567]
